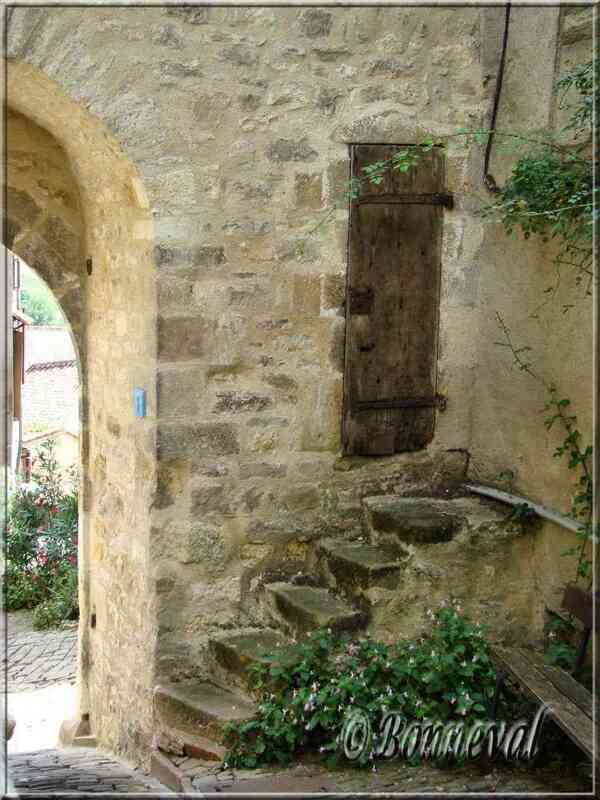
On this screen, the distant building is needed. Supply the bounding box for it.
[21,326,79,476]
[22,327,79,435]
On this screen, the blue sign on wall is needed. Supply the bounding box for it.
[134,388,146,418]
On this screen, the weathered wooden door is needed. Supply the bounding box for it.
[342,145,449,456]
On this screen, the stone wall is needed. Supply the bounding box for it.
[5,4,594,766]
[469,5,594,612]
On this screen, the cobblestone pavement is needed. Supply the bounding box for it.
[5,611,77,692]
[7,748,171,795]
[167,752,592,796]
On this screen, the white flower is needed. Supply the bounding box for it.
[461,661,467,667]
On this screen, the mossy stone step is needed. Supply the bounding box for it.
[154,681,256,743]
[209,629,298,683]
[363,496,461,544]
[266,582,367,635]
[318,539,408,589]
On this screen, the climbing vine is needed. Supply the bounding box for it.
[346,57,596,302]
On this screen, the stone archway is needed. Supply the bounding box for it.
[7,61,158,764]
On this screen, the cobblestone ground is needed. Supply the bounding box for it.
[168,750,592,796]
[5,611,77,692]
[7,749,170,795]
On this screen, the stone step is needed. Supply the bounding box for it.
[154,681,256,744]
[317,538,408,590]
[265,582,367,636]
[150,750,193,794]
[209,629,295,690]
[156,725,227,761]
[363,496,462,544]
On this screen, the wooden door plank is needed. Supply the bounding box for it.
[342,145,445,456]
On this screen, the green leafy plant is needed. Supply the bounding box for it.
[19,264,64,326]
[543,615,577,671]
[346,58,596,305]
[223,602,498,769]
[6,439,78,626]
[507,502,538,524]
[32,563,78,630]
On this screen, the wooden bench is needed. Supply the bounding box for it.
[490,584,598,762]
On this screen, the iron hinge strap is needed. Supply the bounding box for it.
[353,394,447,413]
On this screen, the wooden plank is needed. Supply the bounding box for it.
[519,648,594,721]
[342,145,445,456]
[491,646,595,760]
[464,482,584,534]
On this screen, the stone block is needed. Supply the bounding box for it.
[298,9,333,37]
[294,173,322,209]
[154,244,192,267]
[239,461,287,479]
[154,458,190,509]
[266,138,317,163]
[316,87,341,116]
[322,273,345,312]
[220,45,259,66]
[326,160,350,208]
[166,6,210,24]
[282,486,321,512]
[180,524,226,565]
[329,318,346,372]
[300,379,343,452]
[158,422,240,459]
[213,392,272,414]
[157,366,205,419]
[191,484,230,514]
[158,316,207,362]
[293,274,322,316]
[193,246,226,268]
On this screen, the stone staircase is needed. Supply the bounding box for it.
[152,491,516,784]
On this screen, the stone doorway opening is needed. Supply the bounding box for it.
[6,61,158,762]
[6,253,81,753]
